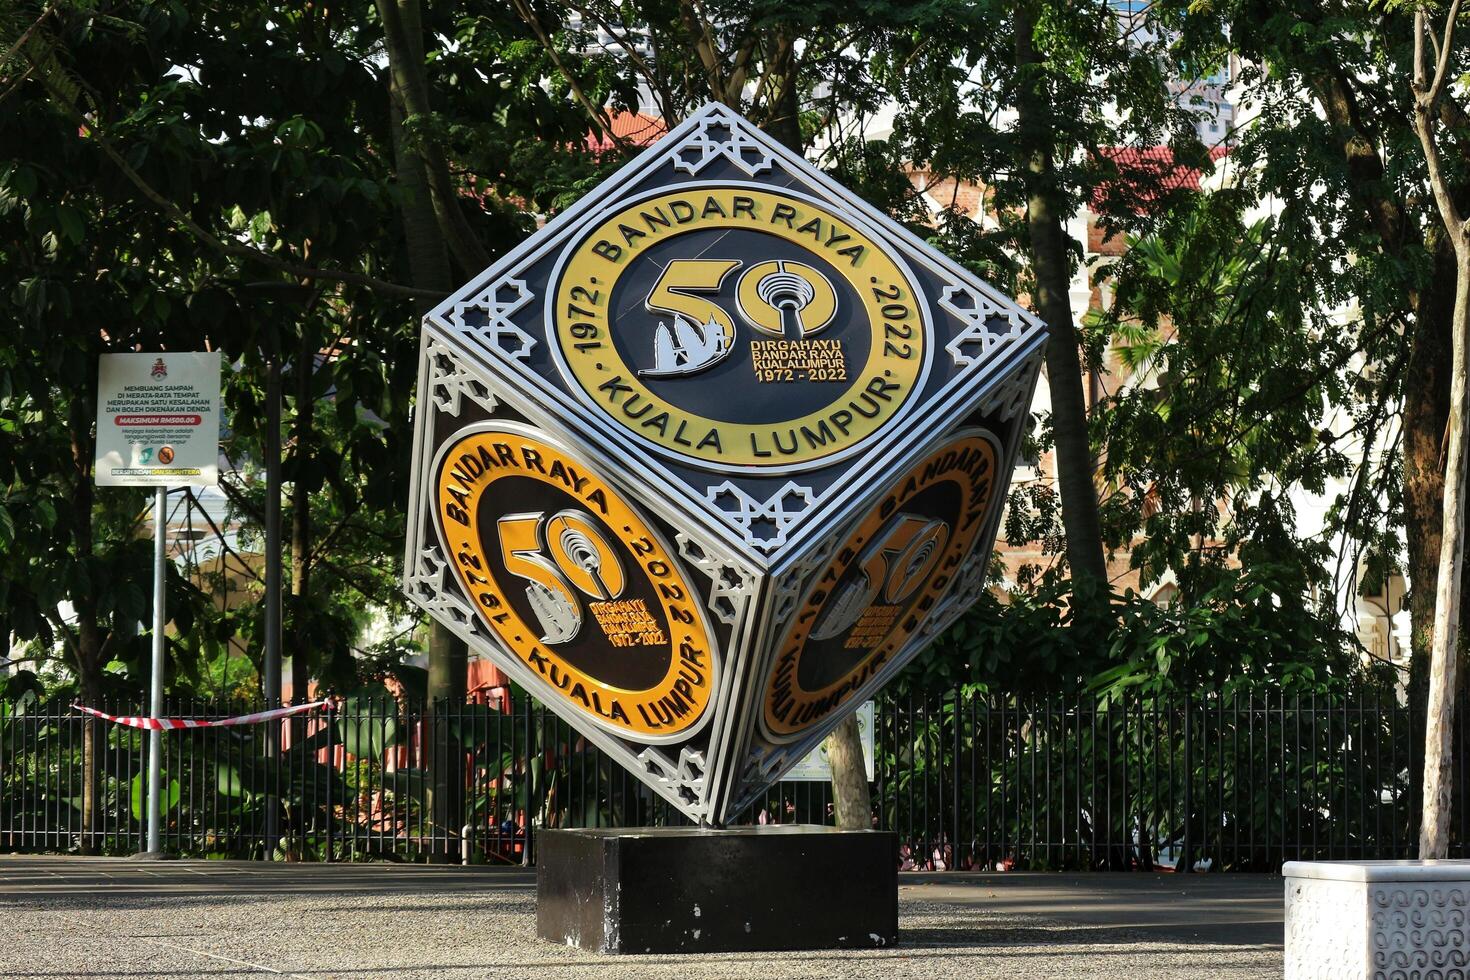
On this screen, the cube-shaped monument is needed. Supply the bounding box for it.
[404,103,1045,825]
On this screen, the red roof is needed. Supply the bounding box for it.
[586,111,666,156]
[1091,145,1229,213]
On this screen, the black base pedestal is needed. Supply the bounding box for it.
[535,825,898,953]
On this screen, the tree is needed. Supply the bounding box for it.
[1,0,459,847]
[1407,0,1469,859]
[1012,0,1110,606]
[864,0,1206,612]
[375,0,469,861]
[0,4,247,847]
[1089,183,1370,605]
[1176,0,1467,688]
[1149,0,1470,846]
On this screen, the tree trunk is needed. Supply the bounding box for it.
[379,0,467,861]
[390,96,447,287]
[1405,236,1459,666]
[289,326,313,707]
[76,646,103,855]
[1014,4,1110,614]
[1419,254,1469,858]
[763,32,802,151]
[1403,241,1456,820]
[286,327,315,793]
[427,620,467,857]
[826,713,871,830]
[69,388,104,854]
[1413,9,1470,856]
[376,0,487,276]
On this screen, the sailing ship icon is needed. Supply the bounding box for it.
[639,314,731,378]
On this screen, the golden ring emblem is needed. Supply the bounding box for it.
[432,424,717,740]
[761,431,1001,740]
[550,185,930,470]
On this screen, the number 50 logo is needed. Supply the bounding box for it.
[638,258,840,378]
[809,514,949,641]
[497,510,625,645]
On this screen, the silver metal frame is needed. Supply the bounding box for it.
[726,366,1043,809]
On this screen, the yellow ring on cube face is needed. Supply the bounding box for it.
[761,431,1001,741]
[433,424,716,741]
[550,185,929,470]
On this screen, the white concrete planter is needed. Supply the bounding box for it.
[1284,860,1470,979]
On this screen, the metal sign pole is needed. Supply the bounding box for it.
[95,351,222,857]
[146,485,167,854]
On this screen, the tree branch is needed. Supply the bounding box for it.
[1310,66,1411,258]
[726,30,759,103]
[746,35,783,114]
[678,0,726,103]
[1412,6,1469,242]
[512,0,616,144]
[183,487,265,586]
[26,61,444,301]
[308,500,365,565]
[378,0,492,276]
[0,0,56,73]
[1419,0,1463,111]
[564,1,673,121]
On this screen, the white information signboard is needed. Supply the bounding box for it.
[782,701,876,782]
[95,352,221,487]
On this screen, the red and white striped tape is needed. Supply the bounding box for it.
[72,700,329,731]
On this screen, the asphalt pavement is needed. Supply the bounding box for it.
[0,855,1282,979]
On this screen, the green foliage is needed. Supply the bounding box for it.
[906,561,1360,696]
[1092,191,1359,601]
[0,0,607,700]
[129,771,180,822]
[335,690,398,759]
[0,0,1427,715]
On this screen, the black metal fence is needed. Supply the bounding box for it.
[875,687,1441,871]
[1,687,1455,869]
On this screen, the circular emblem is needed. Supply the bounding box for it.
[761,430,1001,741]
[432,424,716,742]
[157,445,175,464]
[549,184,930,471]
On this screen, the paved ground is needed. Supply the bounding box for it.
[1,855,1282,978]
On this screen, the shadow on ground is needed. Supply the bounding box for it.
[0,855,1283,979]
